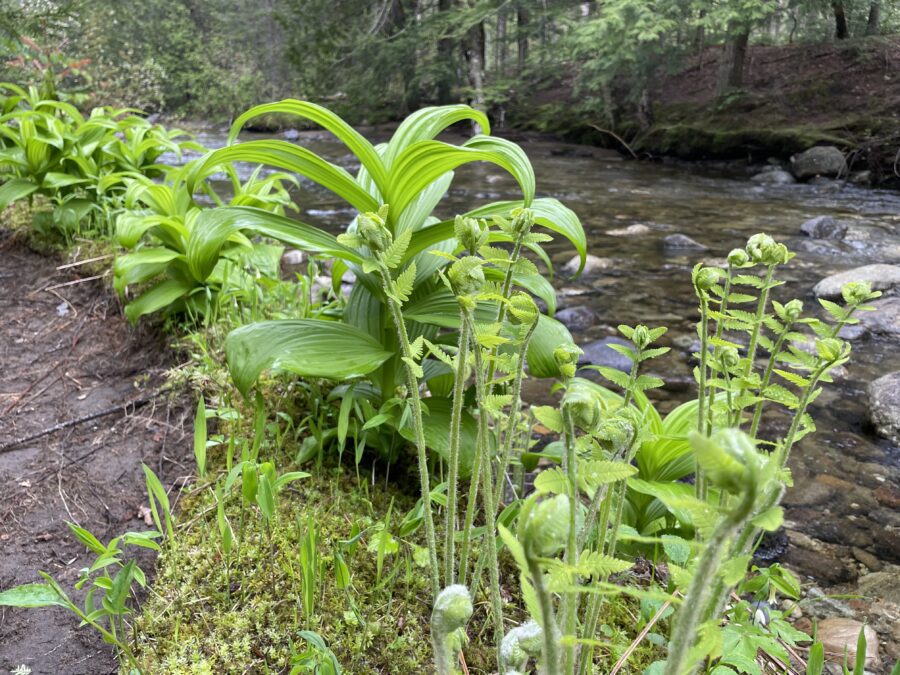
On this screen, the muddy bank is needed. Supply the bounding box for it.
[0,232,187,675]
[516,37,900,188]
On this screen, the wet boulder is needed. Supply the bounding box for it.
[577,336,632,372]
[800,215,848,240]
[868,372,900,445]
[663,233,707,251]
[813,264,900,299]
[791,146,847,179]
[607,224,650,237]
[751,169,796,185]
[555,305,598,332]
[562,254,614,277]
[859,297,900,337]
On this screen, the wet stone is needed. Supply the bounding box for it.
[577,336,633,372]
[555,305,598,332]
[663,233,707,251]
[817,618,880,669]
[858,297,900,337]
[562,254,614,277]
[852,547,883,572]
[813,264,900,299]
[800,215,848,240]
[782,479,835,507]
[606,223,650,237]
[791,146,847,179]
[751,169,796,185]
[867,371,900,445]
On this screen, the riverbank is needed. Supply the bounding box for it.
[517,36,900,188]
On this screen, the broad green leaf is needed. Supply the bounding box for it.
[188,206,363,281]
[0,177,39,209]
[527,315,575,378]
[228,99,388,193]
[185,141,379,213]
[124,278,194,323]
[0,583,68,608]
[225,319,394,396]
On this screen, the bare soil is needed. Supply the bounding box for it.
[0,231,187,675]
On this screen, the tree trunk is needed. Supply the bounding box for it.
[389,0,418,112]
[637,88,654,130]
[715,28,750,96]
[436,0,455,104]
[516,2,529,72]
[694,9,706,50]
[464,18,486,119]
[495,8,507,76]
[865,1,880,36]
[833,2,849,39]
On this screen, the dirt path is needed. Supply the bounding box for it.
[0,231,187,675]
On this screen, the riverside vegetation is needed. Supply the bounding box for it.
[0,89,895,674]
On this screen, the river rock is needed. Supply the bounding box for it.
[577,336,632,372]
[607,224,650,237]
[868,372,900,445]
[852,548,884,573]
[663,234,707,251]
[813,264,900,299]
[283,128,301,140]
[281,248,306,266]
[555,305,598,332]
[801,216,848,240]
[859,297,900,337]
[791,146,847,179]
[817,618,880,668]
[563,254,614,277]
[751,169,796,185]
[858,569,900,605]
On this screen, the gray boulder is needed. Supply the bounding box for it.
[577,336,632,372]
[813,264,900,299]
[751,170,796,185]
[859,297,900,337]
[800,215,848,240]
[555,305,598,332]
[283,128,301,141]
[562,254,614,277]
[868,372,900,445]
[791,146,847,179]
[663,233,707,251]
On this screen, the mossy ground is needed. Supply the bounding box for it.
[130,457,667,674]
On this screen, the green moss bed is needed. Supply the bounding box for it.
[130,461,666,673]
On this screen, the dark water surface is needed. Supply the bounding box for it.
[169,127,900,574]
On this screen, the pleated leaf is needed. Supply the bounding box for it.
[225,319,394,396]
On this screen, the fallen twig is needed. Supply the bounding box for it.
[0,390,163,453]
[588,124,640,160]
[610,599,672,675]
[43,271,109,292]
[56,254,113,270]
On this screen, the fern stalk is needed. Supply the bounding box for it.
[378,266,440,598]
[443,308,470,586]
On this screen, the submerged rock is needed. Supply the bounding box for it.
[562,254,614,277]
[800,215,848,240]
[751,169,796,185]
[663,233,707,251]
[607,224,650,237]
[577,336,632,372]
[868,372,900,445]
[813,264,900,299]
[791,146,847,179]
[555,305,598,332]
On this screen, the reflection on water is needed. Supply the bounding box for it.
[167,126,900,573]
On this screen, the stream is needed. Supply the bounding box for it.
[167,126,900,585]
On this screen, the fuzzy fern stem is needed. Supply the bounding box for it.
[379,266,440,598]
[444,308,470,586]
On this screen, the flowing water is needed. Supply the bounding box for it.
[169,126,900,580]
